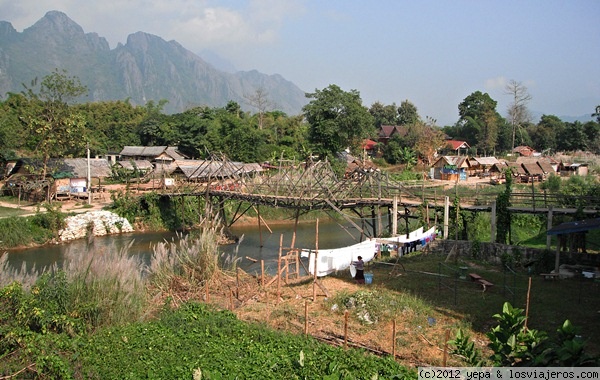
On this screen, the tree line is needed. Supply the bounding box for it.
[1,70,599,174]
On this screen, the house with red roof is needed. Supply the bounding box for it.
[512,146,536,157]
[444,140,470,156]
[361,139,378,157]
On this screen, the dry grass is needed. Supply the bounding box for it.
[176,249,600,370]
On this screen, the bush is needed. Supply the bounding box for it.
[450,302,599,367]
[0,213,59,248]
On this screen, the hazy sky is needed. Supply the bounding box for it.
[1,0,598,125]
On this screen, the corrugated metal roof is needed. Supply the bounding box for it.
[547,218,600,235]
[176,160,261,179]
[242,163,264,172]
[120,146,188,160]
[472,156,499,166]
[445,156,469,167]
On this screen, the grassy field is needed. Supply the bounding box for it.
[365,252,600,354]
[229,249,600,367]
[0,205,32,217]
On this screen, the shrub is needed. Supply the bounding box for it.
[450,302,599,367]
[64,241,147,328]
[147,226,233,298]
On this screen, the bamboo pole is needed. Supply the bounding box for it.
[313,219,319,301]
[304,300,309,335]
[252,206,273,233]
[236,267,240,299]
[344,310,349,349]
[392,320,397,359]
[277,234,283,304]
[261,260,265,287]
[524,276,532,330]
[258,205,263,248]
[265,290,269,323]
[443,329,450,367]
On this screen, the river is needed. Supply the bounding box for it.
[5,219,365,276]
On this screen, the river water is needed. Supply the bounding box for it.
[5,219,365,276]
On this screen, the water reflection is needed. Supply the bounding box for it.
[5,220,363,276]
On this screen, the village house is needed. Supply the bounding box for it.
[469,156,500,177]
[361,139,378,157]
[512,145,536,157]
[516,157,557,180]
[377,125,408,146]
[5,158,112,201]
[443,140,470,156]
[431,156,470,181]
[119,146,188,164]
[559,162,589,177]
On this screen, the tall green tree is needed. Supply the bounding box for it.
[458,91,500,153]
[584,121,600,154]
[303,84,374,158]
[369,101,398,128]
[557,121,589,152]
[397,100,420,125]
[0,93,30,161]
[20,69,88,177]
[528,115,564,153]
[75,100,146,154]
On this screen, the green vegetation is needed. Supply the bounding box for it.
[0,225,415,379]
[77,302,411,379]
[451,302,598,366]
[0,204,66,248]
[2,71,599,180]
[2,223,599,378]
[0,205,30,217]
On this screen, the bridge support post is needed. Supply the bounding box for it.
[392,196,398,236]
[546,206,553,250]
[443,196,449,239]
[491,200,496,243]
[371,206,377,238]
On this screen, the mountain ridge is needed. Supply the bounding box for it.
[0,10,308,115]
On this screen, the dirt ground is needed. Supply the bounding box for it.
[0,184,126,216]
[179,266,479,370]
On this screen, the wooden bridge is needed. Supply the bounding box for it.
[162,154,420,238]
[160,154,600,238]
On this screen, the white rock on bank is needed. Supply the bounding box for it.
[58,211,134,242]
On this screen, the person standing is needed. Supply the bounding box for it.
[352,256,365,284]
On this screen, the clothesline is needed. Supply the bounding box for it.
[301,226,437,278]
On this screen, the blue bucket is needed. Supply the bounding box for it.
[364,273,373,284]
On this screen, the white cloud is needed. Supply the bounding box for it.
[484,76,507,91]
[0,0,305,52]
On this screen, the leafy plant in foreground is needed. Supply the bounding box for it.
[450,302,599,367]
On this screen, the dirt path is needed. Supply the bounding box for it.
[0,197,111,216]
